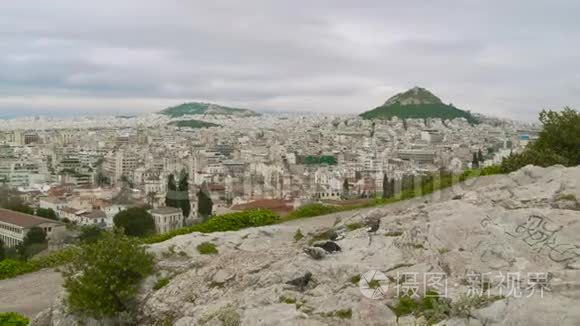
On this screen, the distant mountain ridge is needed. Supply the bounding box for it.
[159,102,260,117]
[360,87,479,124]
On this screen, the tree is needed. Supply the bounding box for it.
[197,185,213,219]
[502,107,580,172]
[36,208,58,220]
[113,207,155,237]
[78,225,104,244]
[178,171,191,218]
[165,174,177,208]
[472,152,479,169]
[62,231,154,318]
[382,174,389,199]
[146,191,157,207]
[342,178,350,198]
[477,149,484,164]
[18,227,47,259]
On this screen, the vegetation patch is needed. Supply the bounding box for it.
[197,242,218,255]
[556,193,577,202]
[346,222,363,231]
[62,231,155,318]
[294,229,304,241]
[169,119,220,129]
[384,230,404,237]
[388,290,505,324]
[279,295,297,304]
[0,312,29,325]
[307,229,336,245]
[144,209,279,244]
[350,274,361,285]
[154,277,171,290]
[285,204,338,220]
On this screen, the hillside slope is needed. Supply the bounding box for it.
[32,165,580,325]
[361,87,479,124]
[160,102,260,118]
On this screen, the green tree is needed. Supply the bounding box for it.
[502,107,579,172]
[342,178,350,198]
[178,171,191,218]
[18,227,47,259]
[382,174,390,199]
[165,174,177,208]
[477,149,484,164]
[472,152,479,169]
[78,225,104,244]
[62,231,154,318]
[197,186,213,219]
[113,207,155,237]
[36,208,58,220]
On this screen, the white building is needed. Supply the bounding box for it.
[0,208,66,248]
[150,207,184,234]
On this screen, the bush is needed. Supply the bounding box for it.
[78,225,105,244]
[154,277,171,290]
[0,312,29,325]
[113,207,156,237]
[197,242,218,255]
[0,259,37,279]
[62,231,154,318]
[502,107,579,172]
[286,204,338,220]
[143,209,279,244]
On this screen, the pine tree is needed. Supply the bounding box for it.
[342,178,349,198]
[382,174,389,198]
[197,183,213,219]
[165,174,177,208]
[477,149,484,164]
[472,152,479,169]
[178,171,191,218]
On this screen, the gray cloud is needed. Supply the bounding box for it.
[1,0,579,121]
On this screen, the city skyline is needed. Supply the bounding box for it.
[1,1,579,122]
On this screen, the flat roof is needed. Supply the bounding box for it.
[150,207,182,215]
[0,208,64,228]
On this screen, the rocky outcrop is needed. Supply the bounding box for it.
[34,165,580,325]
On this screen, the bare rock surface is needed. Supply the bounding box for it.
[30,165,580,325]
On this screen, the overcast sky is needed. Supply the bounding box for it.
[1,1,579,121]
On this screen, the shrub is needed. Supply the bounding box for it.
[0,312,29,325]
[78,225,105,244]
[113,207,156,237]
[154,277,171,290]
[197,242,218,255]
[294,229,304,241]
[346,222,363,231]
[62,231,154,318]
[0,259,37,279]
[286,204,338,220]
[502,107,579,172]
[143,209,279,244]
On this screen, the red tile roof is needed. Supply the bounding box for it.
[0,208,63,228]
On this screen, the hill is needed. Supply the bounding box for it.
[30,165,580,325]
[168,119,220,129]
[360,87,479,124]
[159,102,259,118]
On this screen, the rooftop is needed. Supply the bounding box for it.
[0,208,64,228]
[150,207,182,215]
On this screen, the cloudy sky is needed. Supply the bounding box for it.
[1,1,579,121]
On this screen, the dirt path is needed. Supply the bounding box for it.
[0,269,63,318]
